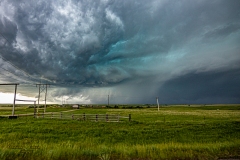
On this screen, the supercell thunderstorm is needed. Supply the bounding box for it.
[0,0,240,104]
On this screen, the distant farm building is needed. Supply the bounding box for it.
[72,104,80,109]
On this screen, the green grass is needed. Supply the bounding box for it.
[0,105,240,159]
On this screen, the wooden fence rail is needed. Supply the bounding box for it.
[35,112,131,122]
[1,112,131,122]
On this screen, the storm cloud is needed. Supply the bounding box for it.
[0,0,240,104]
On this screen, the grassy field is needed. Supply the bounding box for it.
[0,104,240,160]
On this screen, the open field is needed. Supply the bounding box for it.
[0,104,240,160]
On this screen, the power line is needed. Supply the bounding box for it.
[0,67,34,84]
[0,31,51,83]
[0,53,56,84]
[0,31,12,44]
[0,55,39,81]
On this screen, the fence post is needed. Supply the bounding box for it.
[117,114,119,122]
[106,114,108,122]
[72,114,74,120]
[83,113,85,121]
[34,107,36,118]
[96,114,98,122]
[61,112,62,119]
[129,114,131,122]
[51,112,53,119]
[42,112,44,118]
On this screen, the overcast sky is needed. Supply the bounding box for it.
[0,0,240,104]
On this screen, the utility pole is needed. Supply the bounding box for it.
[36,84,50,113]
[44,84,48,112]
[156,97,160,111]
[108,95,109,106]
[38,85,40,111]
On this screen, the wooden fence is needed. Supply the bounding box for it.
[0,113,34,118]
[35,112,131,122]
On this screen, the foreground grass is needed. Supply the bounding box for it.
[0,105,240,159]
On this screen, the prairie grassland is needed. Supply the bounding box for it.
[0,105,239,160]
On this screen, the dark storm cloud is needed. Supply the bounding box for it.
[204,23,240,40]
[0,16,17,44]
[0,0,240,103]
[159,69,240,104]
